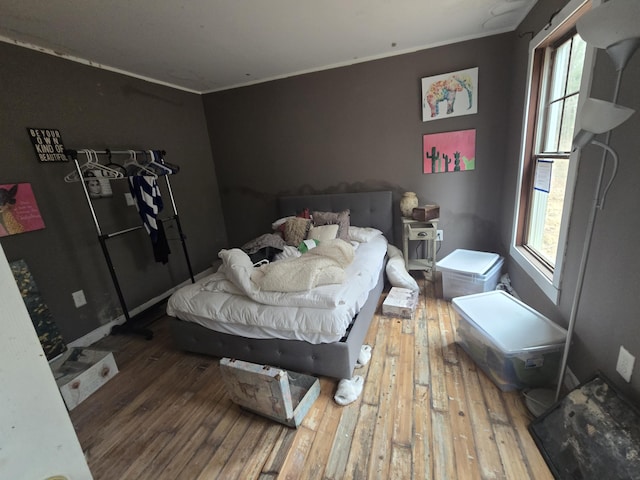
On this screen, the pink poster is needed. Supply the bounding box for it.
[0,183,46,237]
[423,129,476,174]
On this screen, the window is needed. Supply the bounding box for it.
[525,33,586,268]
[511,0,595,303]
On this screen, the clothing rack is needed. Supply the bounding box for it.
[66,148,195,340]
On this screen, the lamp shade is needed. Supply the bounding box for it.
[577,0,640,70]
[573,98,635,149]
[579,97,634,133]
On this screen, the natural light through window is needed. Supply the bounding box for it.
[525,33,586,268]
[511,0,594,303]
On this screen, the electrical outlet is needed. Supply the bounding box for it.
[616,345,635,383]
[72,290,87,308]
[436,229,443,241]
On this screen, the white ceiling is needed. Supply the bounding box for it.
[0,0,537,94]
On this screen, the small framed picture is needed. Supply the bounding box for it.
[0,183,46,236]
[83,170,114,199]
[423,129,476,174]
[421,67,478,122]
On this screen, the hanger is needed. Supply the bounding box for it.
[123,150,157,178]
[157,150,180,174]
[104,148,127,177]
[144,150,174,176]
[85,149,125,179]
[64,149,124,183]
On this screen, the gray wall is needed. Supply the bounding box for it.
[501,0,640,403]
[1,42,226,342]
[203,33,514,252]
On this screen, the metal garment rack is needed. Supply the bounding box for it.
[67,149,195,340]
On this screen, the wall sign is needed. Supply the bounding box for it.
[534,159,553,193]
[26,128,68,162]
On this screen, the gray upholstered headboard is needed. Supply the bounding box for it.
[277,191,393,243]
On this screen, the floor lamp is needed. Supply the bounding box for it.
[554,0,640,403]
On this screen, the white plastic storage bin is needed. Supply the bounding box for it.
[436,249,503,299]
[452,290,567,392]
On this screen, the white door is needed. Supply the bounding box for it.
[0,242,93,479]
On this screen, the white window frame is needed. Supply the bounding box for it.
[510,0,598,304]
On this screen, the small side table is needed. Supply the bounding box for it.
[401,217,439,282]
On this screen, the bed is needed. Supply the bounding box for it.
[167,190,393,379]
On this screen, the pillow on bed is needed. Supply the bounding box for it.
[271,216,294,231]
[349,226,382,243]
[283,217,312,246]
[308,224,339,242]
[386,244,419,292]
[312,210,350,241]
[273,209,311,233]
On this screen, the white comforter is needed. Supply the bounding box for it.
[166,234,388,344]
[208,238,355,300]
[251,238,355,292]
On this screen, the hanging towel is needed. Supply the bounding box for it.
[129,175,170,262]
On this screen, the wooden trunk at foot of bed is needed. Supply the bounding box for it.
[169,266,385,380]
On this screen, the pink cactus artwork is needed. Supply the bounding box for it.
[423,129,476,174]
[0,183,45,237]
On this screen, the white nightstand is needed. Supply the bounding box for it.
[401,217,439,282]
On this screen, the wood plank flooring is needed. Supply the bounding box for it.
[70,279,553,479]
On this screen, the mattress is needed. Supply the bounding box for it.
[167,234,388,344]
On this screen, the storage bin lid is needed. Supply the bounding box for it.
[452,290,567,354]
[437,249,501,275]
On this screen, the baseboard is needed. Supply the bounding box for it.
[68,267,214,348]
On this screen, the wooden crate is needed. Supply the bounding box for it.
[382,287,418,319]
[412,204,440,222]
[50,348,118,410]
[219,358,320,428]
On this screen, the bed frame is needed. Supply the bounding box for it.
[168,190,393,379]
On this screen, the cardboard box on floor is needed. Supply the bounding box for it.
[382,287,418,319]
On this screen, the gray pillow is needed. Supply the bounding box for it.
[312,209,350,241]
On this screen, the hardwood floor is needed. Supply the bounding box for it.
[70,279,553,479]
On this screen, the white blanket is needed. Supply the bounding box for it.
[251,239,354,292]
[202,239,359,308]
[166,234,388,343]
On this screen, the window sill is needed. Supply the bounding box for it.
[510,244,560,304]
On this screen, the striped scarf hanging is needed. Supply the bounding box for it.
[128,175,163,242]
